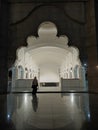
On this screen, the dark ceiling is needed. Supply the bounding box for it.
[8,0,88,3]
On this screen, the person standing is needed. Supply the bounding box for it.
[32,76,38,95]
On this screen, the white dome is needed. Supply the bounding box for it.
[38,21,57,36]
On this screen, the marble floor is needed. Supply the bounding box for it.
[0,92,98,130]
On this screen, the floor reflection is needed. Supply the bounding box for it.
[31,94,38,112]
[0,92,98,130]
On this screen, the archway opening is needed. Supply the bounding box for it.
[8,21,87,92]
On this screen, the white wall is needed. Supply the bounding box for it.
[40,63,59,82]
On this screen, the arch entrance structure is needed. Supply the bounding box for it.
[8,22,87,92]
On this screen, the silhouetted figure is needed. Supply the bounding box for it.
[31,94,38,112]
[32,76,38,95]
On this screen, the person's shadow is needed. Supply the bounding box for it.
[31,94,38,112]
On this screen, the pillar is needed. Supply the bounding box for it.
[87,0,98,91]
[0,0,8,92]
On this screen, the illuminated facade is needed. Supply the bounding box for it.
[8,22,86,90]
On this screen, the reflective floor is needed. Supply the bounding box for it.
[0,92,98,130]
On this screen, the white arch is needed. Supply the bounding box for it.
[12,21,82,88]
[18,65,24,79]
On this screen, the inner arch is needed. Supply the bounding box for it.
[25,46,70,82]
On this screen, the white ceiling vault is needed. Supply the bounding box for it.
[27,47,69,66]
[15,21,81,82]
